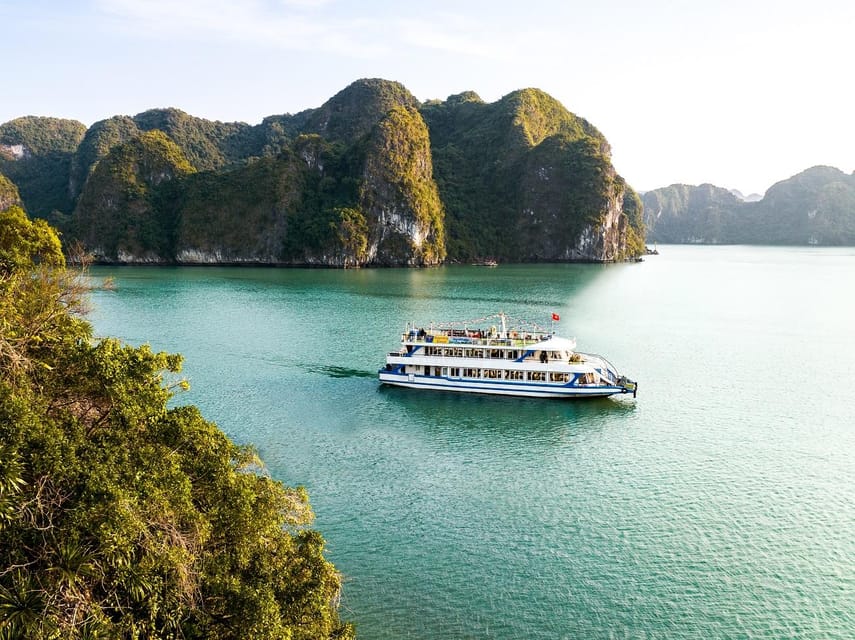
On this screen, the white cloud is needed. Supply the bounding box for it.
[393,14,513,59]
[94,0,389,56]
[92,0,536,60]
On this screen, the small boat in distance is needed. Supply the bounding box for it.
[471,258,498,267]
[378,312,637,399]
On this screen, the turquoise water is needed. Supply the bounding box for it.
[88,246,855,639]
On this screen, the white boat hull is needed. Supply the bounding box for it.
[378,371,633,399]
[378,313,637,400]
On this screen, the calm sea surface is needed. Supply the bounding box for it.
[88,245,855,639]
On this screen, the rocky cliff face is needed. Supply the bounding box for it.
[170,83,444,267]
[359,106,445,266]
[516,135,642,261]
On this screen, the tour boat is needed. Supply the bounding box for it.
[378,312,637,399]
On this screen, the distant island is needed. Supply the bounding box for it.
[643,166,855,245]
[0,79,645,266]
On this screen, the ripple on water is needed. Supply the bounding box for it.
[89,252,855,639]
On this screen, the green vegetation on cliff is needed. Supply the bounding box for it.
[421,88,640,261]
[0,174,21,212]
[177,152,308,263]
[69,109,296,202]
[0,207,353,639]
[74,130,196,261]
[69,116,141,199]
[3,79,645,265]
[360,105,446,265]
[0,117,87,218]
[305,78,419,143]
[169,85,445,267]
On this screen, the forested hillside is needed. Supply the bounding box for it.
[1,79,644,265]
[643,166,855,245]
[421,89,643,261]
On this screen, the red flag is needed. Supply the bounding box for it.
[552,313,560,321]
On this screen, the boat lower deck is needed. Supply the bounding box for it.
[378,371,633,399]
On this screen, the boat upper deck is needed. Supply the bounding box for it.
[403,328,552,349]
[402,313,563,349]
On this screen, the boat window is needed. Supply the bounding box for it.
[463,368,480,378]
[484,369,500,379]
[506,370,523,380]
[550,372,569,383]
[529,371,545,381]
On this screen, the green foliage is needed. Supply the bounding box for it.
[69,110,306,206]
[305,78,420,143]
[177,152,308,263]
[0,117,87,218]
[0,206,64,274]
[73,130,196,261]
[505,88,605,149]
[0,216,353,639]
[0,174,21,212]
[131,108,255,171]
[620,182,647,258]
[0,117,86,156]
[330,207,369,266]
[69,116,141,199]
[421,91,633,261]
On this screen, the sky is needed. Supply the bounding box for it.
[2,0,853,196]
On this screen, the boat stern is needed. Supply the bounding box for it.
[617,375,638,398]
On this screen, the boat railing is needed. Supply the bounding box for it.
[405,332,548,348]
[577,351,620,383]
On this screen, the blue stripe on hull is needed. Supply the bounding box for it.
[378,372,630,399]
